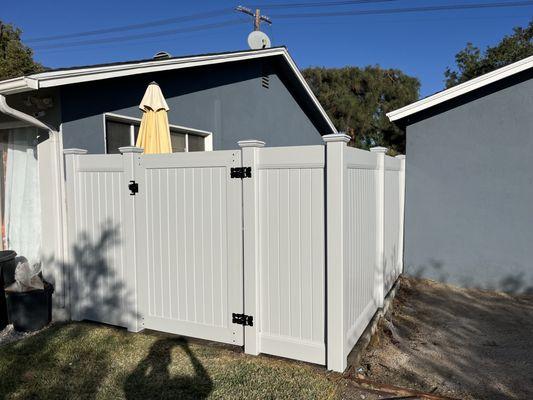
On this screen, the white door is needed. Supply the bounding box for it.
[134,150,244,345]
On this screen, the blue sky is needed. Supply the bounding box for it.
[3,1,532,97]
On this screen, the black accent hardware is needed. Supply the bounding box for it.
[128,180,139,195]
[230,167,252,179]
[232,313,253,326]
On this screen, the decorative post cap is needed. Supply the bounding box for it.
[119,146,144,154]
[238,140,265,148]
[63,148,88,155]
[395,155,406,160]
[370,146,387,153]
[322,133,350,143]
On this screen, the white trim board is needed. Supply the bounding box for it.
[387,55,533,122]
[0,48,338,135]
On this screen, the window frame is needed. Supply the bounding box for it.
[103,113,213,154]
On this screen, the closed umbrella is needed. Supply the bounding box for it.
[136,82,172,154]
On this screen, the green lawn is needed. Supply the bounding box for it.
[0,323,338,400]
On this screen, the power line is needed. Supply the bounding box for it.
[25,1,393,43]
[28,1,533,51]
[25,8,233,43]
[270,1,533,18]
[250,0,396,9]
[32,20,248,50]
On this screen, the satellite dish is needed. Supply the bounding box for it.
[247,31,271,50]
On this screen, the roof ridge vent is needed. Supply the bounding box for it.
[153,51,172,60]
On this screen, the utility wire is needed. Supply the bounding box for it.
[29,1,533,50]
[251,0,396,9]
[26,1,394,43]
[25,8,233,43]
[32,19,247,50]
[270,0,533,18]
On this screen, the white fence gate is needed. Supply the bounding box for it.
[63,134,405,372]
[135,150,244,345]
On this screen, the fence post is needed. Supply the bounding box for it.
[119,146,144,332]
[63,148,88,321]
[396,155,406,274]
[324,133,350,372]
[370,146,387,308]
[239,140,265,356]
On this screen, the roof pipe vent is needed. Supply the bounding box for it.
[153,51,172,60]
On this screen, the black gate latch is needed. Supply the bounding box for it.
[230,167,252,179]
[128,180,139,195]
[232,313,253,326]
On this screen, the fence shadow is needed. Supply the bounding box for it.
[64,221,138,328]
[1,222,140,398]
[407,259,533,294]
[124,337,213,400]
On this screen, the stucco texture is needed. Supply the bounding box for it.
[404,71,533,293]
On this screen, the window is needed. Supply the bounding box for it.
[104,114,210,154]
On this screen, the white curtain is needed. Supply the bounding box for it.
[4,127,41,264]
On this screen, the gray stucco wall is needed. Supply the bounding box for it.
[60,58,327,153]
[404,71,533,293]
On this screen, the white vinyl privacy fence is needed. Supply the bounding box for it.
[63,134,405,372]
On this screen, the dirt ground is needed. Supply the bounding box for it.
[357,276,533,400]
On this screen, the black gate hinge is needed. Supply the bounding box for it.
[230,167,252,179]
[232,313,253,326]
[128,180,139,195]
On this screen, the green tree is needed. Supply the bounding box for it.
[445,19,533,88]
[0,21,44,81]
[303,66,419,153]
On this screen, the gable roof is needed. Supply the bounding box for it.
[0,47,337,134]
[387,54,533,123]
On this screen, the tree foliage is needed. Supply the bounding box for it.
[445,19,533,88]
[0,21,44,81]
[303,66,419,153]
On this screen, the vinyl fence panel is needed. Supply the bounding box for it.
[64,151,135,328]
[134,150,244,346]
[64,139,405,373]
[255,145,326,364]
[384,156,402,293]
[343,147,380,358]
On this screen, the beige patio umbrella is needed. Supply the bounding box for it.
[136,82,172,154]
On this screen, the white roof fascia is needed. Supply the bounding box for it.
[387,55,533,122]
[35,48,287,88]
[280,51,338,134]
[0,77,38,95]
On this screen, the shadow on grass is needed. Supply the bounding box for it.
[0,323,115,398]
[124,337,213,400]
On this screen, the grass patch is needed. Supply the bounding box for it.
[0,323,337,399]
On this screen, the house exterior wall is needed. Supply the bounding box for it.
[404,72,533,293]
[59,59,326,153]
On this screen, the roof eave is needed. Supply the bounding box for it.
[387,55,533,123]
[0,77,38,95]
[0,47,337,135]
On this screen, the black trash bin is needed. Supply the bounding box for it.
[0,250,17,330]
[5,282,53,332]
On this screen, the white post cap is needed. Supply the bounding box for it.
[322,133,350,143]
[395,154,406,160]
[238,140,265,148]
[119,146,144,154]
[63,148,88,155]
[370,146,387,153]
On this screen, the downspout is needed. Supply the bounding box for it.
[0,94,56,132]
[0,93,69,318]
